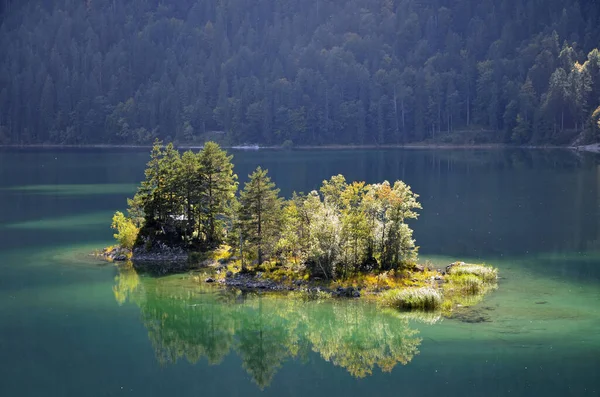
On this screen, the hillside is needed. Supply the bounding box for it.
[1,0,600,146]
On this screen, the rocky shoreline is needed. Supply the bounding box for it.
[101,244,188,262]
[100,246,477,301]
[212,271,363,298]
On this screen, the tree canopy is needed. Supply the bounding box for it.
[119,142,422,277]
[2,0,600,145]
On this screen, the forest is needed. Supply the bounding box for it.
[2,0,600,146]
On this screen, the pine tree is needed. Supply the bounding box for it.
[238,167,283,269]
[198,142,238,248]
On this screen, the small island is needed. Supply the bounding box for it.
[105,141,498,314]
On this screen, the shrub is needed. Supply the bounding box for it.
[449,263,497,283]
[111,211,140,250]
[447,274,484,294]
[379,287,442,311]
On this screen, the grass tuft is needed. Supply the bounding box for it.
[447,274,484,294]
[449,263,497,282]
[379,287,443,311]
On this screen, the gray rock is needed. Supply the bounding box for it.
[114,255,127,261]
[336,287,359,298]
[226,271,233,278]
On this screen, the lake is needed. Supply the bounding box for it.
[0,148,599,396]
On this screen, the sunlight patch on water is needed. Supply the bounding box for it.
[416,254,600,348]
[1,212,113,230]
[3,184,137,196]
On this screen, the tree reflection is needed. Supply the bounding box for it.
[113,265,422,388]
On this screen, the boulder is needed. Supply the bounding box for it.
[336,287,360,298]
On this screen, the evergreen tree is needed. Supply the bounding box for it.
[197,142,238,248]
[3,0,600,145]
[238,167,283,268]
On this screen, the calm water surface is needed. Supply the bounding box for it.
[0,148,599,396]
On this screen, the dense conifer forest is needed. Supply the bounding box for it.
[1,0,600,146]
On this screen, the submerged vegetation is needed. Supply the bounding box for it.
[110,141,498,314]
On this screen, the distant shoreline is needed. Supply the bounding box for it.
[0,142,598,153]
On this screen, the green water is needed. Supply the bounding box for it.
[1,148,599,396]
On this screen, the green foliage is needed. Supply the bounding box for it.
[448,263,498,283]
[128,140,238,249]
[587,106,600,142]
[447,274,485,294]
[4,0,600,145]
[197,142,238,247]
[379,288,443,311]
[111,211,139,250]
[123,144,422,280]
[442,263,499,310]
[239,167,283,268]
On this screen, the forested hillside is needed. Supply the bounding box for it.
[1,0,600,146]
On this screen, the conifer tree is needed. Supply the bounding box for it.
[197,142,238,248]
[238,167,283,268]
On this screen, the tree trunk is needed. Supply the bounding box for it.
[257,179,262,266]
[240,234,246,272]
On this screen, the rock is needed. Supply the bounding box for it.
[336,287,359,298]
[414,264,426,272]
[226,271,233,278]
[294,280,303,286]
[446,261,465,274]
[114,254,127,261]
[450,307,492,323]
[205,277,215,283]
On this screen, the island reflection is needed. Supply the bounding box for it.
[113,264,423,389]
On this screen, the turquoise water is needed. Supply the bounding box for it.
[0,148,599,396]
